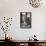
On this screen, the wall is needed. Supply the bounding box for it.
[0,0,46,40]
[44,15,46,40]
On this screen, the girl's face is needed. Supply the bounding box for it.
[22,12,26,21]
[27,13,30,18]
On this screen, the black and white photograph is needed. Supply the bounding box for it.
[20,12,32,28]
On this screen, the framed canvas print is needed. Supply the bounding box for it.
[20,12,32,28]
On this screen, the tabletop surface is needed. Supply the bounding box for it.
[1,39,46,43]
[9,40,46,43]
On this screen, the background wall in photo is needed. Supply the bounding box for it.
[20,12,32,28]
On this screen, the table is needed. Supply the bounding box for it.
[5,39,46,46]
